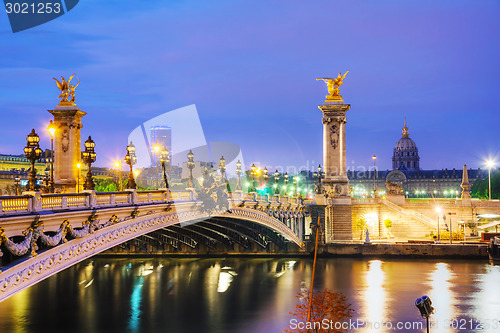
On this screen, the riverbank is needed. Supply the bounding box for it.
[317,243,488,259]
[100,242,489,259]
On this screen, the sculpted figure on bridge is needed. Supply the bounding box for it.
[316,71,349,101]
[53,74,80,105]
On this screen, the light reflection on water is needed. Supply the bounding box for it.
[0,258,499,333]
[428,263,455,333]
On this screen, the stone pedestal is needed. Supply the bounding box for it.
[319,102,351,197]
[386,194,405,206]
[319,101,352,241]
[48,105,86,193]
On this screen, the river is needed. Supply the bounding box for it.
[0,257,499,332]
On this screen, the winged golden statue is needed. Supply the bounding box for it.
[316,71,349,102]
[53,75,80,105]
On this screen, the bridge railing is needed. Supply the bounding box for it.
[0,190,196,216]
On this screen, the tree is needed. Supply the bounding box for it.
[471,171,500,199]
[284,288,354,333]
[384,218,393,238]
[94,178,118,192]
[355,216,367,239]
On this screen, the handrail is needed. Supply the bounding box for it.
[0,189,196,216]
[0,189,307,216]
[382,199,435,228]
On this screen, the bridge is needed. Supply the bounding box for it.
[0,189,306,301]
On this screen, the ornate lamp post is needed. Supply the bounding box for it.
[186,150,195,188]
[250,164,257,192]
[294,175,301,196]
[486,159,495,200]
[235,160,242,190]
[283,172,289,195]
[44,167,50,193]
[23,129,43,191]
[372,155,377,197]
[273,170,280,195]
[47,120,56,193]
[76,163,81,192]
[153,144,160,189]
[125,141,138,189]
[160,146,170,189]
[263,167,269,192]
[14,176,20,195]
[313,164,325,194]
[115,160,123,191]
[82,136,96,190]
[219,156,226,182]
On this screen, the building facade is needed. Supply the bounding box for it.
[348,120,485,198]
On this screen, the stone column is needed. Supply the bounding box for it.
[319,102,352,241]
[48,105,86,193]
[319,103,350,196]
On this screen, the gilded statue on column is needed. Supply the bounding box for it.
[316,71,349,102]
[53,74,80,106]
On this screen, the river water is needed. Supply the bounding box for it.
[0,257,499,333]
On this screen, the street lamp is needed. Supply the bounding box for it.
[284,172,289,195]
[435,206,442,243]
[14,176,20,195]
[262,167,269,192]
[115,160,123,191]
[125,141,137,189]
[313,164,325,194]
[372,155,377,197]
[153,144,160,189]
[295,175,301,196]
[44,166,50,193]
[160,146,170,189]
[273,170,280,195]
[235,160,242,190]
[76,163,81,192]
[486,159,495,200]
[82,136,96,190]
[47,120,56,193]
[250,164,257,192]
[23,129,43,191]
[186,150,195,188]
[219,156,226,182]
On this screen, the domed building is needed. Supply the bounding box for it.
[392,119,419,171]
[347,118,486,198]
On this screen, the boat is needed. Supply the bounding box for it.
[487,236,500,263]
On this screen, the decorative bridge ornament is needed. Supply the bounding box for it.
[0,189,306,302]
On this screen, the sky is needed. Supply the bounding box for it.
[1,0,499,172]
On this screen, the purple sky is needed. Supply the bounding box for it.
[1,0,499,171]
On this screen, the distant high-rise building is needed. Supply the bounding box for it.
[150,126,172,167]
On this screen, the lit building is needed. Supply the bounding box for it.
[348,120,486,198]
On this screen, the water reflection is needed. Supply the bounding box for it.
[428,262,455,332]
[0,258,497,333]
[361,260,387,329]
[129,276,144,332]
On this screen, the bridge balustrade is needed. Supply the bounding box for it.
[0,189,196,216]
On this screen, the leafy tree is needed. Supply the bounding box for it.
[470,171,500,199]
[284,288,354,333]
[384,218,392,229]
[94,178,119,192]
[355,216,367,239]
